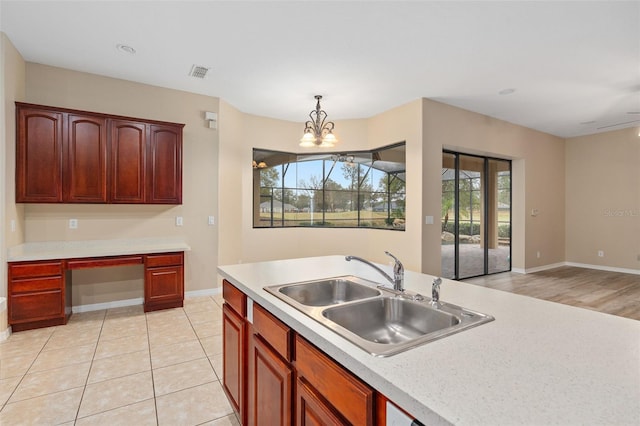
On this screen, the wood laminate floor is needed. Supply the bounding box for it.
[463,266,640,321]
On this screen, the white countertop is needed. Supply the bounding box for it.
[218,255,640,426]
[8,237,191,262]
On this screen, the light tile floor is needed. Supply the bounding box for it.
[0,294,240,426]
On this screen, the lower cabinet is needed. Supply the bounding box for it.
[295,334,374,426]
[247,302,293,425]
[223,282,380,426]
[296,377,347,425]
[223,303,246,420]
[143,252,184,312]
[8,252,186,332]
[222,280,247,423]
[247,334,293,425]
[8,260,71,331]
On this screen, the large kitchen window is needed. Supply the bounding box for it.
[253,142,405,229]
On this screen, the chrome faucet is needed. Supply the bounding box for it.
[431,277,442,306]
[345,251,404,292]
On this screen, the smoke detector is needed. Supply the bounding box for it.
[189,65,211,79]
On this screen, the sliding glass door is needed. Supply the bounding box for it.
[441,151,511,279]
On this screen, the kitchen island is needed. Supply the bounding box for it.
[218,255,640,425]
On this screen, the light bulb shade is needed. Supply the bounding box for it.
[320,132,338,147]
[300,131,317,147]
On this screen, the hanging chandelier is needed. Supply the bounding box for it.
[300,95,338,148]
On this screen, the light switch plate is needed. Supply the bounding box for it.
[208,215,215,225]
[176,216,183,226]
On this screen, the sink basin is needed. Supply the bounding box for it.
[322,297,459,344]
[264,277,494,357]
[266,276,381,307]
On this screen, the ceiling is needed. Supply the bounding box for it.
[1,1,639,138]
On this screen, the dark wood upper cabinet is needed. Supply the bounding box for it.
[15,102,184,204]
[65,114,108,202]
[110,120,147,203]
[16,107,64,202]
[147,124,182,204]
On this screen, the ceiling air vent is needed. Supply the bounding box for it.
[189,65,210,79]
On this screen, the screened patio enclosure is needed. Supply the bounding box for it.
[441,151,511,279]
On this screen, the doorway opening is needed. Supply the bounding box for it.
[441,151,511,279]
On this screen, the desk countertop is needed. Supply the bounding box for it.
[218,255,640,425]
[7,238,191,262]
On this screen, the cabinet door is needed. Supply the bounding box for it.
[65,114,107,202]
[110,120,146,203]
[295,335,374,425]
[16,107,63,202]
[223,303,246,422]
[247,334,292,426]
[296,377,346,426]
[147,124,182,204]
[144,265,184,312]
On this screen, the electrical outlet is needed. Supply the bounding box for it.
[176,216,183,227]
[536,251,540,259]
[208,215,215,225]
[10,219,16,232]
[69,219,78,229]
[597,250,604,257]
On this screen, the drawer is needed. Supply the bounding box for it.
[145,252,183,268]
[223,279,246,317]
[9,290,64,323]
[295,335,374,426]
[10,276,64,293]
[67,255,142,269]
[9,261,63,279]
[253,303,292,361]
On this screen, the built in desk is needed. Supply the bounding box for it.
[7,238,190,331]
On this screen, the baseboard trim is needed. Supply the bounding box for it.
[519,261,640,275]
[72,287,222,314]
[524,262,567,274]
[73,298,144,313]
[185,287,221,298]
[565,262,640,275]
[0,326,11,342]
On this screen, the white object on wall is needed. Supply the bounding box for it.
[205,111,218,130]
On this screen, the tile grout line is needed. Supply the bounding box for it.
[73,309,107,424]
[146,308,160,426]
[1,327,56,412]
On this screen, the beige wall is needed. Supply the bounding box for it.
[366,100,424,270]
[565,127,640,271]
[1,32,26,334]
[217,100,427,272]
[421,99,566,273]
[217,97,568,276]
[23,63,220,305]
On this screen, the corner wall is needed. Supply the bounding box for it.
[217,100,426,272]
[23,63,220,305]
[1,32,26,337]
[565,127,640,272]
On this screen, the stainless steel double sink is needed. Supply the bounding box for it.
[264,276,494,357]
